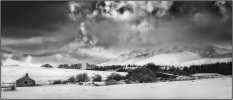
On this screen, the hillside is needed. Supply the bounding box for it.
[99,46,232,67]
[1,65,127,84]
[2,77,232,99]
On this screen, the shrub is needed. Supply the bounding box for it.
[117,68,133,72]
[10,85,16,91]
[3,88,11,91]
[61,80,69,84]
[70,64,82,69]
[76,73,89,82]
[78,81,83,85]
[106,73,125,81]
[93,74,102,82]
[143,63,161,73]
[127,67,156,83]
[58,64,70,69]
[178,70,189,76]
[105,79,119,86]
[67,76,76,83]
[124,79,133,84]
[53,80,62,84]
[41,64,53,68]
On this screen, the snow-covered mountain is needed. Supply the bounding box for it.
[2,45,231,67]
[99,45,232,67]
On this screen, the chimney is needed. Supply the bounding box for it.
[26,73,28,76]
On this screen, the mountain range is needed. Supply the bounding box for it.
[99,45,232,67]
[2,45,232,67]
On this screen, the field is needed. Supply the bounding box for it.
[1,77,232,99]
[1,65,127,84]
[1,65,232,99]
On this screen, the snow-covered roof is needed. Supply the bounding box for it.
[17,73,35,81]
[160,73,177,76]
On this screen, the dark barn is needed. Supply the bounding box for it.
[157,73,178,80]
[16,73,35,87]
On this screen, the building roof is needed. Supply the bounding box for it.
[159,73,178,76]
[17,73,34,81]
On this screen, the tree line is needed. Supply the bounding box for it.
[50,62,232,86]
[41,63,82,69]
[87,62,232,75]
[42,62,232,75]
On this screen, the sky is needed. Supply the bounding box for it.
[1,1,232,66]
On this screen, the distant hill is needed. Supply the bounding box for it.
[99,45,232,67]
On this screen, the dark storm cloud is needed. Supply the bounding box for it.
[2,37,74,56]
[169,1,232,16]
[2,1,71,38]
[1,1,84,57]
[167,1,232,43]
[81,1,232,50]
[1,1,232,65]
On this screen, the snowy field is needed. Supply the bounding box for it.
[1,65,127,84]
[1,77,232,99]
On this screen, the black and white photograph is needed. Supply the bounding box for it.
[1,0,232,99]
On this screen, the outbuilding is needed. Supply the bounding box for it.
[16,73,35,87]
[157,73,178,81]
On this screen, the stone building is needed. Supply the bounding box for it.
[16,73,35,87]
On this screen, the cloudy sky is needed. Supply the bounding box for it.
[1,1,232,66]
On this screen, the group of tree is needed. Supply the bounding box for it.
[41,63,82,69]
[65,73,91,84]
[161,66,189,75]
[187,62,232,75]
[161,62,232,75]
[126,66,157,83]
[88,62,232,76]
[105,73,126,85]
[92,74,102,82]
[57,64,82,69]
[51,62,232,85]
[86,64,126,71]
[41,64,53,68]
[86,63,142,71]
[106,73,126,81]
[107,62,232,85]
[104,63,162,85]
[52,73,103,85]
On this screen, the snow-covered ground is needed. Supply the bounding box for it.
[135,51,202,66]
[1,77,232,99]
[1,65,127,84]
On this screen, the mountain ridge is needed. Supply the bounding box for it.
[99,45,232,67]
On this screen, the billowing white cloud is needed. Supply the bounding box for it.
[95,1,173,20]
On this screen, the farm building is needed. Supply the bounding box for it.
[16,73,35,87]
[157,73,178,80]
[175,76,195,81]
